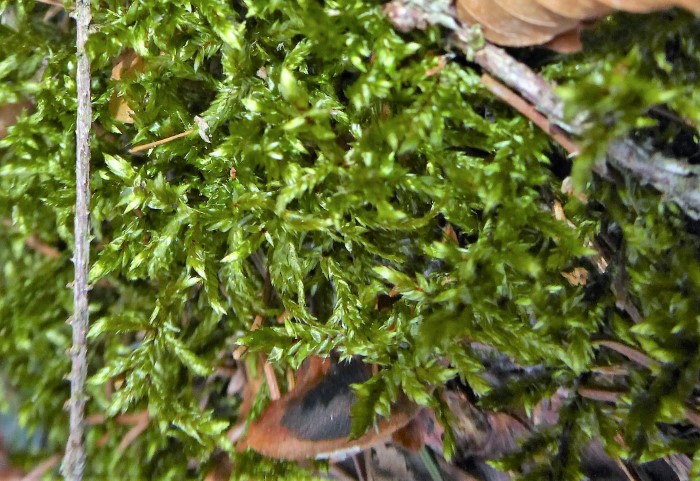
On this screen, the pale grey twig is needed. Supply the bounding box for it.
[62,0,92,478]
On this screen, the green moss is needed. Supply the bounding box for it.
[1,1,699,479]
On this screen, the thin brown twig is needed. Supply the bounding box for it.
[578,385,700,431]
[577,386,623,403]
[26,234,61,259]
[353,454,366,481]
[1,220,62,259]
[364,450,375,481]
[262,354,281,401]
[129,129,194,153]
[589,365,629,376]
[62,0,91,478]
[683,406,700,430]
[85,411,147,426]
[481,73,580,155]
[21,453,62,481]
[615,460,639,481]
[473,44,572,131]
[594,340,659,370]
[117,416,149,453]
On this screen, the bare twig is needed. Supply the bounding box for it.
[128,129,195,153]
[578,385,700,431]
[577,386,623,403]
[262,354,281,401]
[22,453,62,481]
[594,340,659,370]
[117,413,149,453]
[26,234,61,259]
[480,73,580,155]
[1,219,61,259]
[62,0,92,478]
[473,44,572,132]
[606,138,700,220]
[683,406,700,430]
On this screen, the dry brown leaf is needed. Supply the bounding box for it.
[544,28,584,52]
[239,356,418,460]
[109,50,146,124]
[459,0,576,47]
[561,266,589,286]
[456,0,700,50]
[425,54,448,76]
[108,94,135,124]
[442,222,459,244]
[111,49,145,81]
[0,100,33,139]
[391,408,444,452]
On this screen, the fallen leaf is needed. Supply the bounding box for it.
[0,100,33,139]
[239,356,418,460]
[109,50,146,123]
[561,266,589,286]
[456,0,700,51]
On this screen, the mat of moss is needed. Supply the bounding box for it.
[1,1,699,479]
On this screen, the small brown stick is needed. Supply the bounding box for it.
[577,386,622,403]
[481,73,580,155]
[115,410,149,426]
[474,44,571,131]
[21,453,62,481]
[589,365,629,376]
[351,454,366,481]
[286,366,296,391]
[129,129,194,153]
[578,386,700,431]
[594,340,659,370]
[683,406,700,430]
[577,387,700,428]
[615,460,638,481]
[261,354,281,401]
[26,234,61,259]
[84,413,105,425]
[117,414,149,453]
[2,220,62,259]
[84,411,150,452]
[85,410,147,426]
[232,314,264,360]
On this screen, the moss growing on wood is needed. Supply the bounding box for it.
[0,1,699,479]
